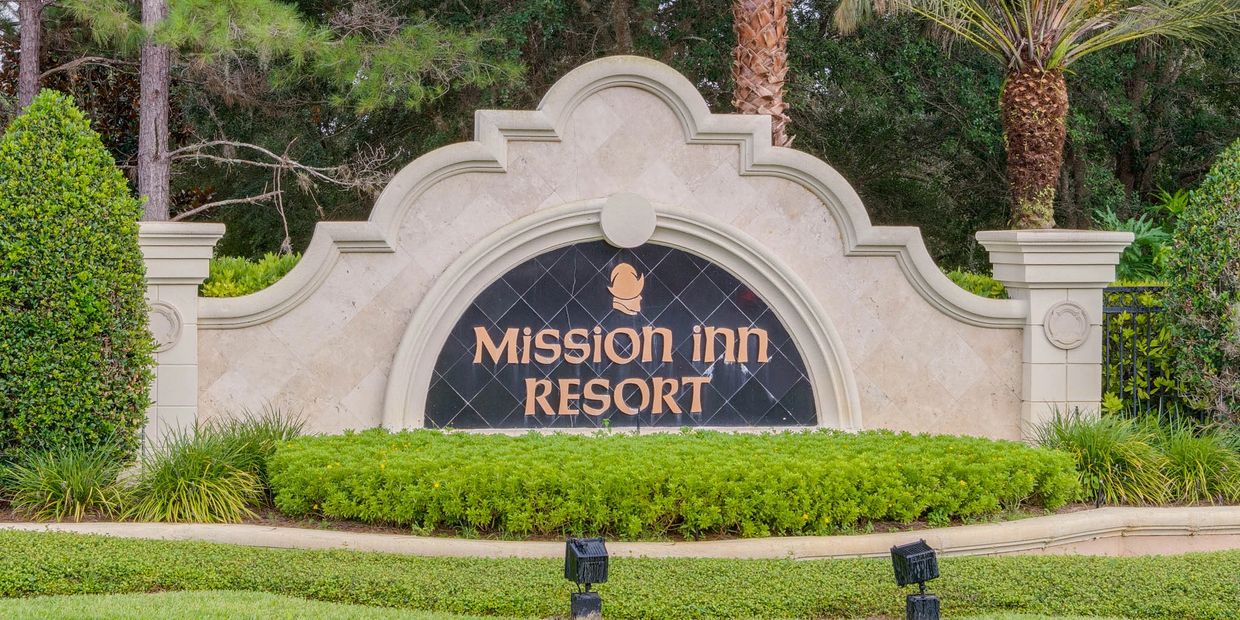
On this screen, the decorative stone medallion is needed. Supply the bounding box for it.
[149,301,183,353]
[425,240,816,429]
[1043,300,1090,350]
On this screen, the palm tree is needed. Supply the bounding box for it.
[733,0,794,147]
[835,0,1239,229]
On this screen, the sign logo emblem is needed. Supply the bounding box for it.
[608,263,644,316]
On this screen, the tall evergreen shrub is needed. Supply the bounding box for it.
[1166,140,1240,422]
[0,91,152,456]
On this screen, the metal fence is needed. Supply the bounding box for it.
[1102,285,1186,419]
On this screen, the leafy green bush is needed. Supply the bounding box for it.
[0,531,1237,619]
[201,253,300,297]
[0,91,152,456]
[269,430,1079,539]
[2,442,126,521]
[945,269,1007,299]
[1093,207,1171,281]
[124,431,262,523]
[1034,413,1169,505]
[1166,139,1240,421]
[1149,420,1240,503]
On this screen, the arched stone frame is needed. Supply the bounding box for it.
[199,55,1025,330]
[382,199,863,431]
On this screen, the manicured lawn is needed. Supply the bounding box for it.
[0,531,1231,619]
[0,590,509,620]
[0,591,1127,620]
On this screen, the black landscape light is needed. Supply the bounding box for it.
[890,539,941,620]
[564,537,608,619]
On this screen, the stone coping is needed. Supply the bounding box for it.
[3,506,1238,560]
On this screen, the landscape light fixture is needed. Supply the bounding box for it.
[890,539,941,620]
[564,537,609,619]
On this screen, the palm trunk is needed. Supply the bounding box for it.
[17,0,42,109]
[1000,66,1068,229]
[731,0,793,147]
[138,0,172,221]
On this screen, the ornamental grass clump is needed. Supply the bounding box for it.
[3,442,127,521]
[269,429,1079,540]
[1148,420,1240,504]
[201,407,304,493]
[1034,413,1169,505]
[125,431,262,524]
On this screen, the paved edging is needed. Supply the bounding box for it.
[3,506,1238,560]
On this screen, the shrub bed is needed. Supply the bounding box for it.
[268,430,1079,539]
[0,531,1235,619]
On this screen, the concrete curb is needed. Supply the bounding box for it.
[3,506,1238,560]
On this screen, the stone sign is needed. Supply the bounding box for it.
[426,240,814,429]
[160,55,1132,443]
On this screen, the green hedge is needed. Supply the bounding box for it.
[1166,139,1239,421]
[0,532,1235,619]
[945,269,1007,299]
[269,430,1079,539]
[200,253,300,297]
[0,92,152,456]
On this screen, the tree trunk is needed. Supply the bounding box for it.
[17,0,43,109]
[731,0,792,147]
[611,0,633,54]
[138,0,172,221]
[1000,66,1068,229]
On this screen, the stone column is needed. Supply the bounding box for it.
[138,222,225,448]
[977,230,1133,439]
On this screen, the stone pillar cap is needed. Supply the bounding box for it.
[976,229,1134,288]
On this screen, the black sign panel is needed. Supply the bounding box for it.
[425,241,815,429]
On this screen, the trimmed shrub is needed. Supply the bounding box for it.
[0,91,152,456]
[1034,413,1169,505]
[945,269,1007,299]
[3,442,126,521]
[201,253,300,297]
[269,429,1079,539]
[1165,140,1240,421]
[0,531,1237,619]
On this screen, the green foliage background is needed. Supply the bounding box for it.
[1166,139,1240,421]
[0,91,152,457]
[4,2,1234,269]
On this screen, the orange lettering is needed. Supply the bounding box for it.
[582,379,611,415]
[557,378,581,415]
[614,378,650,415]
[474,327,518,364]
[652,377,681,414]
[524,378,553,415]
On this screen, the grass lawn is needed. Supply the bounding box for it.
[0,590,512,620]
[0,531,1229,619]
[0,591,1128,620]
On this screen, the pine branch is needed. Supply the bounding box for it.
[170,191,283,221]
[40,55,136,78]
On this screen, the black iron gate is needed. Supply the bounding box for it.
[1102,285,1184,419]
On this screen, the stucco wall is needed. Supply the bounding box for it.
[198,58,1027,439]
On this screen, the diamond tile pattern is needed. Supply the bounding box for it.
[426,241,815,429]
